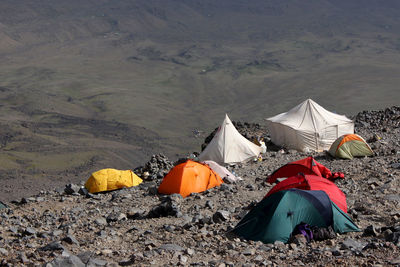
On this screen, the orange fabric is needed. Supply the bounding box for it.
[336,134,364,152]
[158,160,223,197]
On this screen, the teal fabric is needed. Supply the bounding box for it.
[331,202,360,233]
[0,201,7,210]
[233,190,359,243]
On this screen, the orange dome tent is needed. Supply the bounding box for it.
[158,160,223,198]
[329,134,373,159]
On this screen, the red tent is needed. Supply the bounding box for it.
[265,173,348,213]
[267,156,343,184]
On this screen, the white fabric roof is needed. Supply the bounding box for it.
[266,99,354,152]
[201,160,242,183]
[198,114,262,164]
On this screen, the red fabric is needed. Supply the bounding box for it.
[267,157,334,183]
[265,174,348,213]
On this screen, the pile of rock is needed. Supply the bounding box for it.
[354,106,400,130]
[134,154,174,181]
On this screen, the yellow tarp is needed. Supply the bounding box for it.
[85,168,143,193]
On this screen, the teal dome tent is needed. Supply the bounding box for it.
[233,189,359,244]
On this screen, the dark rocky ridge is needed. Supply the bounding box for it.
[0,106,399,266]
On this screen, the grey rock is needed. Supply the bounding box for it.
[158,243,184,252]
[23,227,37,236]
[87,258,108,266]
[0,248,8,256]
[46,255,85,267]
[289,234,307,247]
[106,212,127,222]
[64,184,81,195]
[125,208,145,220]
[212,210,230,223]
[63,234,80,246]
[94,217,107,226]
[331,248,342,256]
[148,198,181,218]
[391,163,400,169]
[340,238,366,251]
[78,187,89,196]
[220,184,233,192]
[205,200,214,209]
[40,241,65,251]
[242,248,255,255]
[52,229,63,237]
[363,225,379,236]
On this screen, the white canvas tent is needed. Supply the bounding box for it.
[198,114,262,164]
[266,99,354,152]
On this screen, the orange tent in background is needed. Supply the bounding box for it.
[158,160,223,198]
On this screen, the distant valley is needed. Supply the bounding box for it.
[0,0,399,200]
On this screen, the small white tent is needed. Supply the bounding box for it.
[198,114,262,164]
[201,160,242,183]
[266,99,354,152]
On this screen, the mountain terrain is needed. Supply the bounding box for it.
[0,0,400,201]
[0,106,398,266]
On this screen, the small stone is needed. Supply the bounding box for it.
[391,163,400,169]
[205,200,214,209]
[52,230,63,237]
[46,255,85,267]
[23,227,37,236]
[340,238,366,251]
[186,248,195,255]
[212,210,230,223]
[107,212,127,222]
[331,248,341,256]
[159,243,184,252]
[290,234,307,247]
[242,248,255,256]
[101,249,113,256]
[40,241,65,251]
[95,217,108,226]
[363,225,379,237]
[64,184,81,195]
[0,248,8,256]
[63,234,80,245]
[179,255,188,264]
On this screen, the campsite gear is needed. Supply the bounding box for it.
[265,173,348,213]
[311,225,336,241]
[233,189,360,244]
[201,160,241,183]
[85,169,143,193]
[158,160,223,198]
[198,114,262,164]
[266,99,354,152]
[292,223,313,242]
[267,156,343,183]
[329,134,374,159]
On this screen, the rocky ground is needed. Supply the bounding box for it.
[0,106,399,267]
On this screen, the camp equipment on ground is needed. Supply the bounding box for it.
[201,160,241,183]
[267,156,342,183]
[158,160,223,198]
[85,168,143,193]
[265,173,348,213]
[198,114,262,164]
[329,134,374,159]
[233,189,360,244]
[266,99,354,152]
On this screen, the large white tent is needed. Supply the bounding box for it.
[198,114,262,164]
[266,99,354,152]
